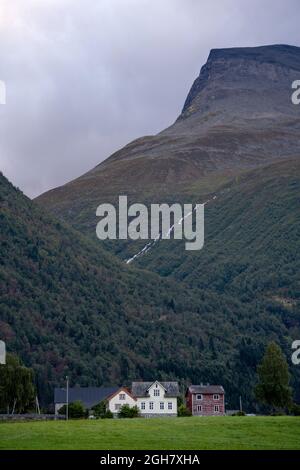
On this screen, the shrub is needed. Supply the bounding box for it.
[58,400,86,419]
[177,396,184,407]
[232,411,246,416]
[93,400,108,419]
[103,410,113,419]
[177,404,192,417]
[291,403,300,416]
[118,404,140,418]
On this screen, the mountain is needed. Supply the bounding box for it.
[2,45,300,409]
[1,171,299,408]
[0,174,203,398]
[36,44,300,236]
[0,172,267,408]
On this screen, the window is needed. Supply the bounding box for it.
[197,405,202,412]
[213,394,220,400]
[154,389,160,397]
[160,402,164,410]
[214,405,220,413]
[168,402,172,410]
[149,402,154,410]
[141,402,145,410]
[115,404,121,411]
[196,394,203,401]
[119,393,126,400]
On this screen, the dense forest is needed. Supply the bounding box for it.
[1,164,299,409]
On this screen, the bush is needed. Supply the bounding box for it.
[92,400,114,419]
[291,403,300,416]
[177,396,184,407]
[58,400,86,419]
[118,404,140,418]
[232,411,246,416]
[93,400,107,418]
[177,404,192,417]
[103,410,113,419]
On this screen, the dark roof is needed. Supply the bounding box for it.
[54,387,118,408]
[131,381,180,397]
[186,385,225,395]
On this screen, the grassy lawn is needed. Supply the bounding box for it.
[0,416,300,450]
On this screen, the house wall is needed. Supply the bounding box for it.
[108,390,136,414]
[55,403,65,415]
[188,392,225,416]
[136,382,177,416]
[186,390,193,412]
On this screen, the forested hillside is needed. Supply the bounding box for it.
[1,171,299,408]
[2,45,300,410]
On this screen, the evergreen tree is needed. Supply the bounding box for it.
[255,342,293,412]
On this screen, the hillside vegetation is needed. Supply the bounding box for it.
[1,169,299,408]
[2,45,300,409]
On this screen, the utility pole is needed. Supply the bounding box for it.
[36,396,41,415]
[66,376,69,421]
[239,395,243,413]
[0,340,6,364]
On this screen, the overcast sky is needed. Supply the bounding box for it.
[0,0,300,198]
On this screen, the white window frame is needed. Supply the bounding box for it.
[196,394,203,401]
[214,405,220,413]
[115,403,121,411]
[154,389,160,397]
[149,402,154,410]
[197,405,202,412]
[119,393,126,400]
[168,402,172,410]
[141,402,145,410]
[160,402,164,410]
[213,394,220,400]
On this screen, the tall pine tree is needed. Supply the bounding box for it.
[255,342,292,412]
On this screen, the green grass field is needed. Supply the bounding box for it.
[0,416,300,450]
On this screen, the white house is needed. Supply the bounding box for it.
[131,381,179,417]
[107,387,137,414]
[107,381,179,417]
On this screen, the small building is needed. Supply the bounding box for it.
[54,386,118,415]
[106,387,137,415]
[131,381,179,417]
[186,384,225,416]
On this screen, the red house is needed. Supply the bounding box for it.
[186,384,225,416]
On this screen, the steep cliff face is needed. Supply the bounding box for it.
[179,45,300,122]
[36,45,300,235]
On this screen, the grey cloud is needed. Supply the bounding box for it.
[0,0,300,197]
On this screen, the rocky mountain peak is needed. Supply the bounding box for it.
[179,44,300,122]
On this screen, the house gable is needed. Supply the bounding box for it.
[107,387,137,414]
[106,387,136,402]
[146,381,167,398]
[131,381,180,398]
